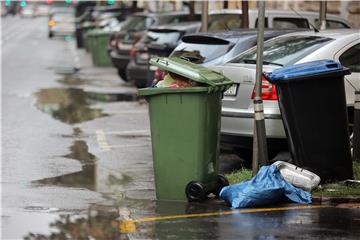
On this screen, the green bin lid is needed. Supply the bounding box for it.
[149,57,233,93]
[87,29,112,36]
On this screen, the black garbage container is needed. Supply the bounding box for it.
[266,60,353,182]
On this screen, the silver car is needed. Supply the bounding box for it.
[48,11,75,38]
[210,29,360,161]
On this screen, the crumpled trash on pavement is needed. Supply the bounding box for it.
[219,163,312,209]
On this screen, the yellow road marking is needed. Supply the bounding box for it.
[133,205,329,223]
[119,205,331,233]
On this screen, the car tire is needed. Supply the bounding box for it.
[117,68,128,82]
[48,32,53,38]
[234,147,281,168]
[134,80,147,88]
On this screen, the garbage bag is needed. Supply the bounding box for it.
[219,164,312,209]
[156,74,175,88]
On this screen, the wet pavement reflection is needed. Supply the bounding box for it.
[33,140,97,190]
[24,205,121,240]
[34,88,108,124]
[22,201,360,239]
[33,140,132,193]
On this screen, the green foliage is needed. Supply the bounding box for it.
[227,162,360,197]
[226,168,253,184]
[311,161,360,197]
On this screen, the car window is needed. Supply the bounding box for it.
[273,17,309,28]
[170,38,231,64]
[145,30,183,46]
[230,36,333,66]
[315,19,350,29]
[255,18,269,28]
[168,14,201,23]
[339,43,360,72]
[121,16,155,31]
[208,14,242,31]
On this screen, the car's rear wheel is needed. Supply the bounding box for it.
[117,68,128,82]
[48,32,53,38]
[234,147,284,168]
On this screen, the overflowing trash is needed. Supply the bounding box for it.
[139,57,233,201]
[155,72,198,88]
[219,162,312,209]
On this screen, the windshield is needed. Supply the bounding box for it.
[208,14,242,31]
[144,30,182,46]
[121,16,155,31]
[230,36,333,66]
[170,41,230,64]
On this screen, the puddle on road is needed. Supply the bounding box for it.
[33,140,132,192]
[34,88,108,124]
[24,204,122,240]
[59,127,87,138]
[34,140,98,190]
[57,75,89,86]
[57,74,135,90]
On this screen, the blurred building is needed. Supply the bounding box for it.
[130,0,359,28]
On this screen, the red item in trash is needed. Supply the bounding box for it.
[169,80,195,88]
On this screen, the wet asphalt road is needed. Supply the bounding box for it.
[2,16,360,240]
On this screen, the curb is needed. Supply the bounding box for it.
[312,196,360,204]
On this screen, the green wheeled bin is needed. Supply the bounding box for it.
[82,22,96,52]
[138,57,234,202]
[87,29,113,67]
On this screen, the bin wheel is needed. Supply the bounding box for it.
[185,181,207,202]
[214,174,229,196]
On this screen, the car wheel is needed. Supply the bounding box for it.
[134,80,147,88]
[233,148,252,168]
[48,32,53,38]
[234,147,281,168]
[117,68,128,82]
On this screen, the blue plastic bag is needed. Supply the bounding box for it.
[219,164,312,208]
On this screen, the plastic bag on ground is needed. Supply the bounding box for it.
[219,164,312,209]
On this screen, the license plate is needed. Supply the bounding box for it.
[139,53,149,60]
[118,43,132,50]
[224,84,238,96]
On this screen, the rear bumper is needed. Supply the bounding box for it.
[50,26,75,36]
[220,110,286,150]
[127,60,154,86]
[109,50,130,70]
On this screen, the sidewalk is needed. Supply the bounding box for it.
[70,46,360,207]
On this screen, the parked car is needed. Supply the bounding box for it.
[148,29,298,86]
[208,9,352,30]
[34,4,51,17]
[48,10,75,38]
[20,4,35,18]
[209,29,359,163]
[75,6,138,48]
[126,21,202,88]
[108,12,203,81]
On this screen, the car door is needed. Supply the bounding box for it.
[334,40,360,106]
